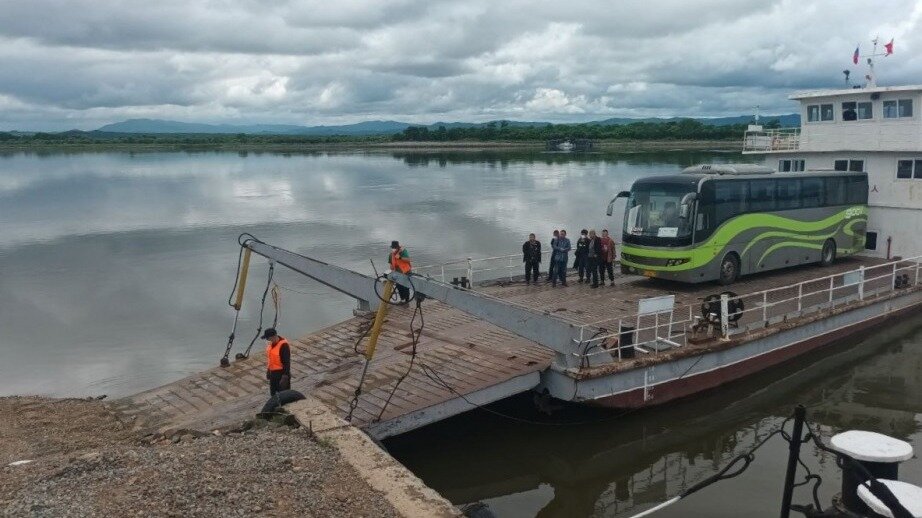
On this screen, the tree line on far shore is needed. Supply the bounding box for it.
[0,118,783,145]
[394,118,782,142]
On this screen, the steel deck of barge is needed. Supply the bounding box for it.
[111,255,920,440]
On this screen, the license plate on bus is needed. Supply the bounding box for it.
[643,270,657,278]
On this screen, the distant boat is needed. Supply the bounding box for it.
[545,138,593,152]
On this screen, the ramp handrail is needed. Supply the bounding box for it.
[415,245,622,286]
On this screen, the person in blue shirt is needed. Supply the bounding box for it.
[552,229,571,287]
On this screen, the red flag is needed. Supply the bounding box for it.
[853,45,860,64]
[885,38,894,55]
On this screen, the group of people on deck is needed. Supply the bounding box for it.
[522,229,617,288]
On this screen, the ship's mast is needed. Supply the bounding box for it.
[865,36,878,87]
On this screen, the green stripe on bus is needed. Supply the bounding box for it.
[756,241,825,265]
[740,226,841,259]
[621,206,866,272]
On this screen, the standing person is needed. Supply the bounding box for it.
[522,233,542,284]
[546,229,560,282]
[599,229,616,286]
[574,229,590,283]
[262,328,290,397]
[586,229,602,288]
[553,229,571,287]
[388,240,413,303]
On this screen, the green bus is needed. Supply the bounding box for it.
[607,164,868,284]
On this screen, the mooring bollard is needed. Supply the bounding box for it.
[829,430,914,515]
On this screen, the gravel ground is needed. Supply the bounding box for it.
[0,396,399,517]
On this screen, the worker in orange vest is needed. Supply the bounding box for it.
[261,328,290,396]
[388,240,412,304]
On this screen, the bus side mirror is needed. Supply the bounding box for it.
[607,191,631,216]
[679,192,697,219]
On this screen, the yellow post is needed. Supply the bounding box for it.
[234,247,252,310]
[364,280,394,360]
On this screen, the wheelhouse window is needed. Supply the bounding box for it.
[896,159,922,179]
[806,104,834,122]
[778,159,805,172]
[834,159,864,172]
[842,101,872,121]
[883,99,913,119]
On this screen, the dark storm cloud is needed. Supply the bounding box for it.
[0,0,920,130]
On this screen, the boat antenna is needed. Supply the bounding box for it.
[843,69,850,87]
[865,36,878,87]
[754,105,760,125]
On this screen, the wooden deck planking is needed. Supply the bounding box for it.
[113,257,886,436]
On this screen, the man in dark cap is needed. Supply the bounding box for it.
[261,328,290,396]
[388,240,413,303]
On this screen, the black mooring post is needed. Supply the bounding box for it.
[780,405,807,518]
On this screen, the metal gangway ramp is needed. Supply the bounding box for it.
[113,237,578,439]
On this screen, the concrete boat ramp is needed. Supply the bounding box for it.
[111,241,922,441]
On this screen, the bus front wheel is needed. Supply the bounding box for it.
[718,253,740,285]
[820,239,836,266]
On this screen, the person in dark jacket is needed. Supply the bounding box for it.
[552,229,571,287]
[599,229,616,286]
[546,229,560,282]
[522,233,542,284]
[574,229,590,283]
[586,229,602,288]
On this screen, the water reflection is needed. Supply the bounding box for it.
[386,318,922,517]
[0,149,749,397]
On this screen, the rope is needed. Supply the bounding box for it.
[374,272,417,305]
[238,261,275,359]
[375,296,425,421]
[271,284,280,328]
[346,358,372,422]
[623,419,789,518]
[799,423,914,518]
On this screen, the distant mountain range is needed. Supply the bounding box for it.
[95,114,799,136]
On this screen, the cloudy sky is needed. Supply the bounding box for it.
[2,0,921,130]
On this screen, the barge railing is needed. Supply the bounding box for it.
[415,246,622,286]
[742,127,801,152]
[574,255,922,363]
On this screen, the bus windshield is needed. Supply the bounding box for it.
[624,184,694,240]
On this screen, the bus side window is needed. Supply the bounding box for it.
[776,179,801,210]
[749,180,776,212]
[846,175,868,204]
[825,177,846,206]
[714,181,746,228]
[801,178,823,208]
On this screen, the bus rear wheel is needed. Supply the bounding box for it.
[820,239,836,266]
[718,253,739,285]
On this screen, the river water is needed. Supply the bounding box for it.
[1,150,920,516]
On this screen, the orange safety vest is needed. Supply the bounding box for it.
[266,337,289,372]
[390,248,412,274]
